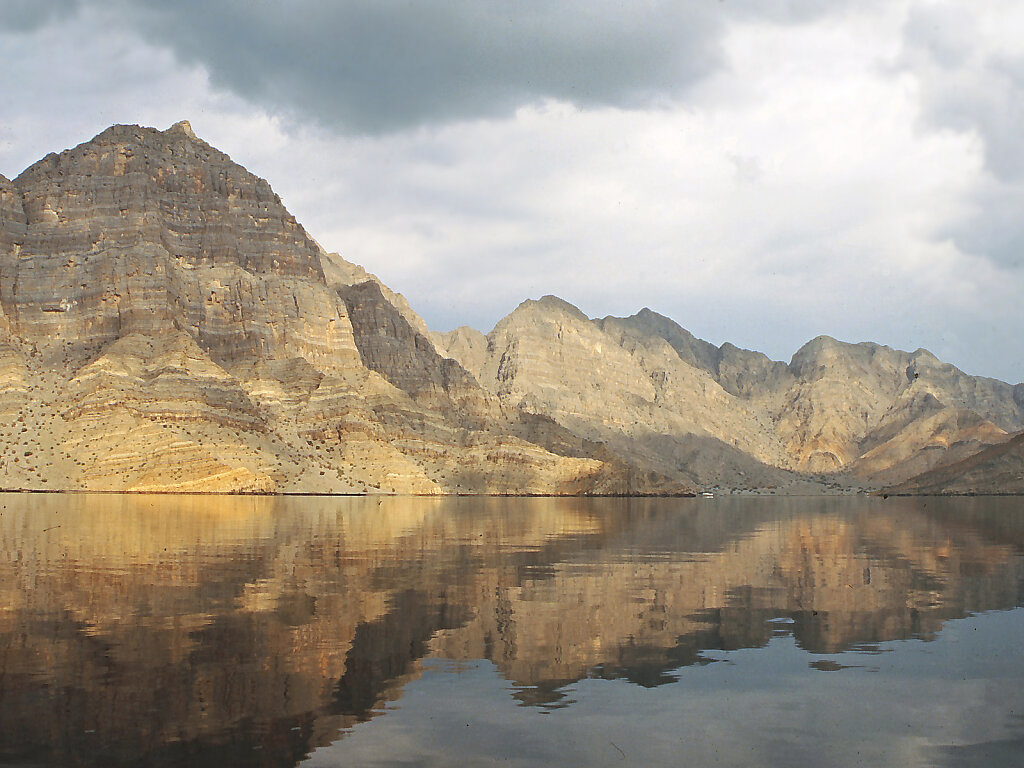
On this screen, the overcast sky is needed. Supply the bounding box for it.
[1,0,1021,382]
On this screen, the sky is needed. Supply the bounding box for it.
[1,0,1022,382]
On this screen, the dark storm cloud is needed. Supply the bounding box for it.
[122,0,723,133]
[21,0,851,134]
[0,0,80,30]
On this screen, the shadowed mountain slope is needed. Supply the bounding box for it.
[438,301,1022,492]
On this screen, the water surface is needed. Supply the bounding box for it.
[1,493,1022,766]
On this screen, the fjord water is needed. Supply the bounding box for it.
[1,494,1022,767]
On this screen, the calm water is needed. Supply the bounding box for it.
[1,494,1023,767]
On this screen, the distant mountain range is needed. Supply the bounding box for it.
[0,122,1019,494]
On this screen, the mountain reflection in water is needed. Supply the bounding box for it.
[0,494,1022,767]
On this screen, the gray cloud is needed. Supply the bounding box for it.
[123,0,723,133]
[901,2,1024,272]
[20,0,856,135]
[0,0,80,31]
[941,183,1024,272]
[903,2,1024,181]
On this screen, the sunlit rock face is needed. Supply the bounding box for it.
[889,432,1024,494]
[4,122,355,369]
[0,495,1021,763]
[0,124,678,494]
[776,337,1023,475]
[450,301,1024,489]
[1,122,1021,494]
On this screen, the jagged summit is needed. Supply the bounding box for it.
[166,119,198,139]
[12,121,322,280]
[511,294,591,321]
[0,123,676,495]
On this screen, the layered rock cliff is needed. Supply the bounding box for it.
[0,122,1020,494]
[0,123,677,494]
[437,299,1023,492]
[888,432,1024,495]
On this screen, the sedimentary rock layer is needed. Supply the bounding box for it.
[0,124,679,494]
[0,122,1020,493]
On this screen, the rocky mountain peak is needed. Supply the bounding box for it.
[10,122,324,279]
[788,336,895,377]
[514,295,590,322]
[1,122,1021,496]
[603,307,722,375]
[166,119,198,139]
[0,122,351,372]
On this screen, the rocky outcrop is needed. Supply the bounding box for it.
[456,296,796,490]
[440,302,1021,490]
[0,124,679,494]
[0,122,1019,494]
[776,337,1022,473]
[598,308,791,399]
[853,407,1008,486]
[320,249,432,339]
[337,279,495,423]
[888,432,1024,495]
[431,325,489,381]
[2,123,359,373]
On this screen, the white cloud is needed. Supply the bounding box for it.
[0,1,1021,382]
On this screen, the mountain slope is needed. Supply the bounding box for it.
[888,432,1024,495]
[0,123,678,494]
[440,301,1021,490]
[1,122,1019,494]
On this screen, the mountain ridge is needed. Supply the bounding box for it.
[0,122,1018,494]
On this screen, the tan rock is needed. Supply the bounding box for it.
[888,431,1024,494]
[1,122,1021,494]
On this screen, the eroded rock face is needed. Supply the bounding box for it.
[775,337,1023,474]
[445,300,1023,490]
[0,124,681,494]
[337,280,494,422]
[889,432,1024,495]
[2,123,364,376]
[0,122,1019,494]
[431,325,488,382]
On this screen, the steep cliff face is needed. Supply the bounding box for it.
[456,297,806,490]
[0,123,678,494]
[442,301,1022,489]
[2,122,359,373]
[430,325,489,381]
[0,122,1018,494]
[337,279,495,424]
[775,337,1022,474]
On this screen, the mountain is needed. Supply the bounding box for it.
[0,122,675,494]
[0,122,1020,494]
[437,300,1023,492]
[887,432,1024,495]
